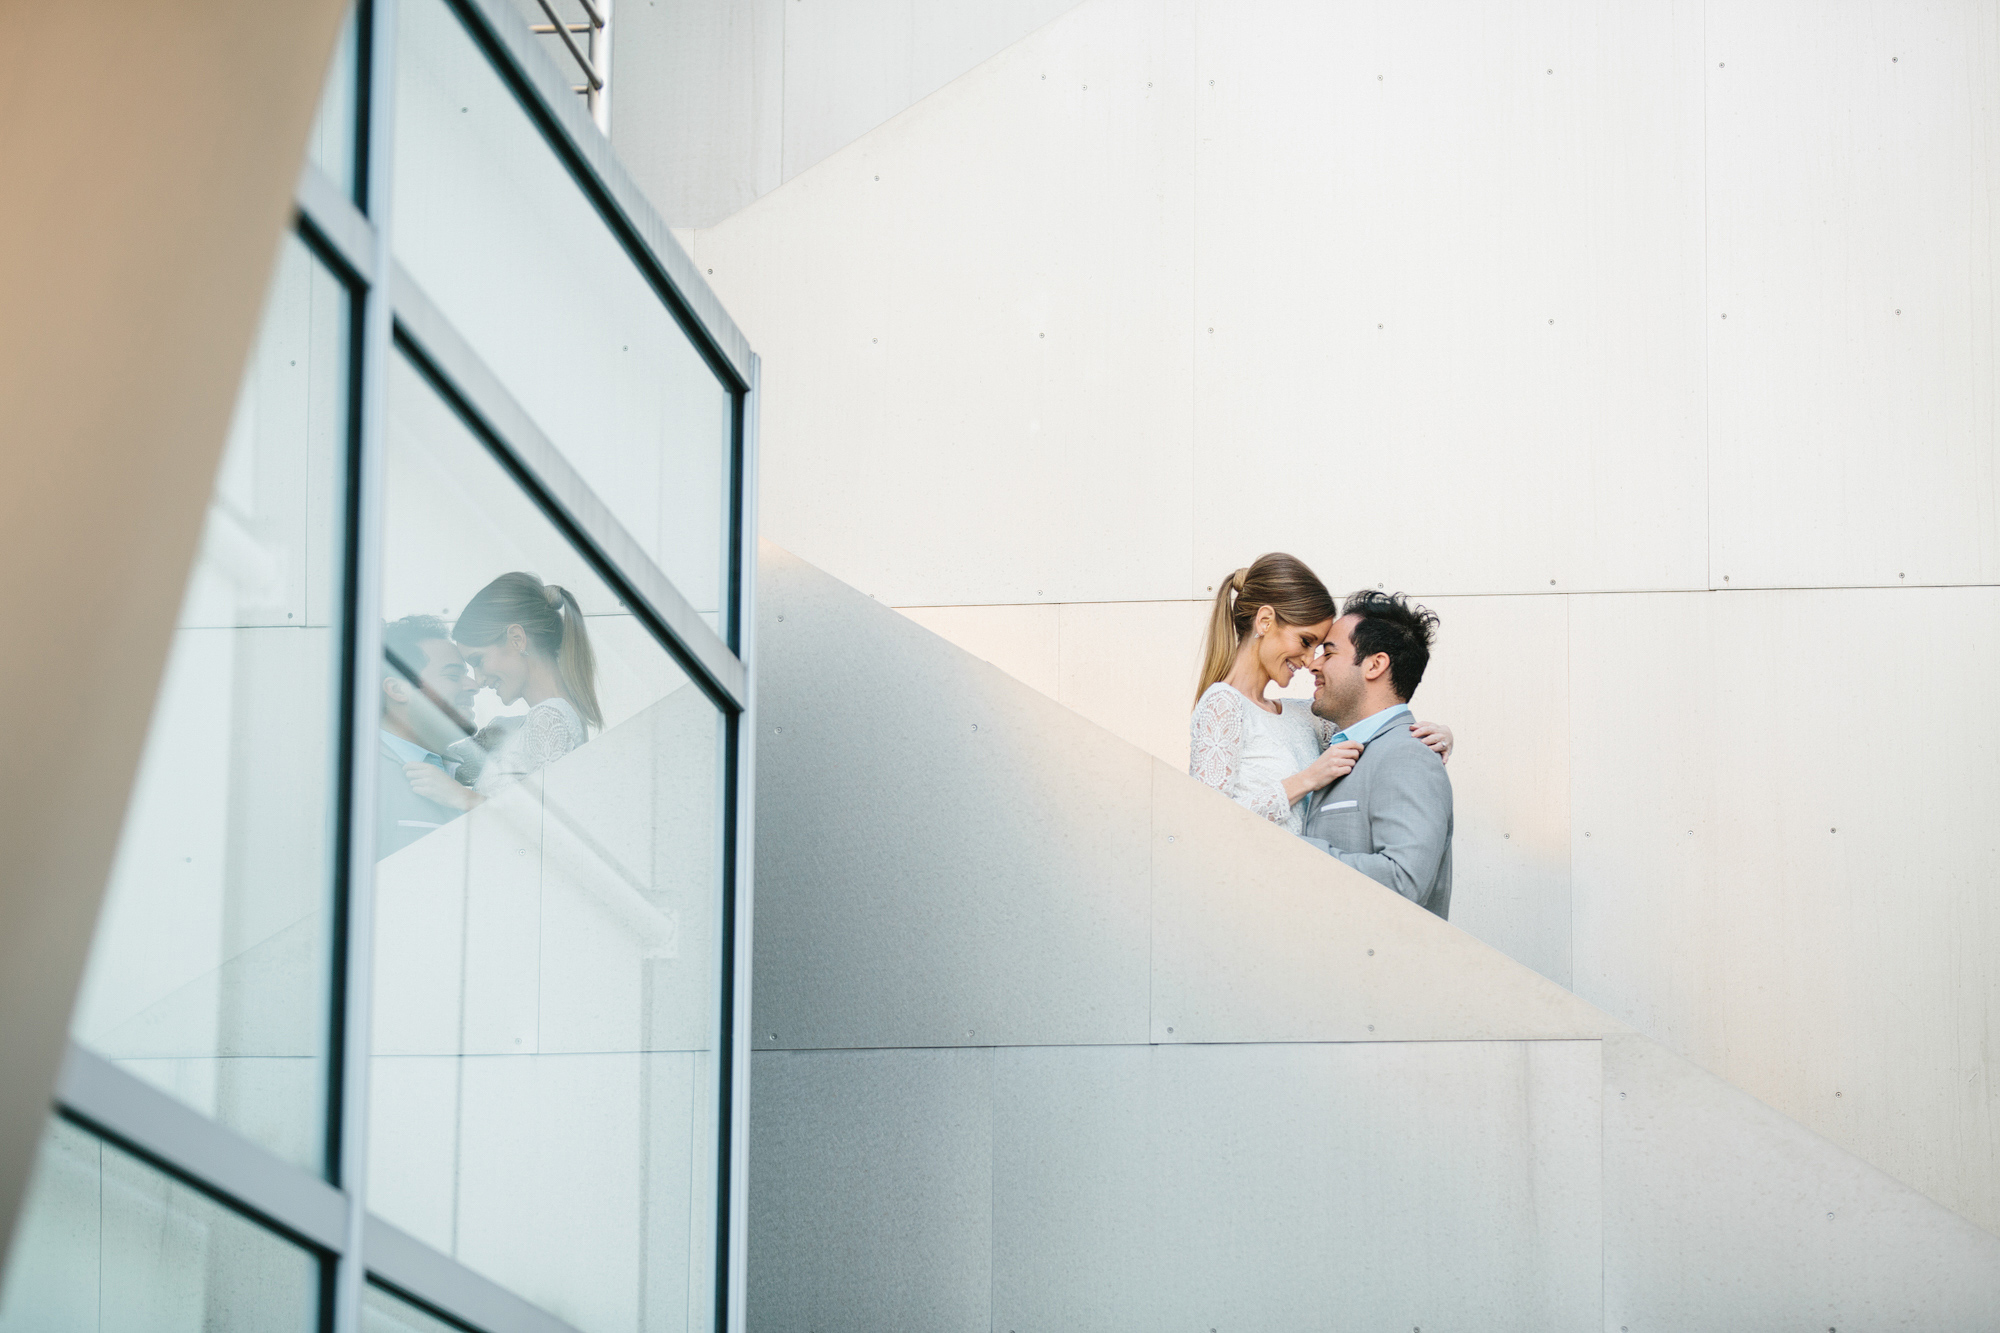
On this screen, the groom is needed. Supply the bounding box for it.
[1300,591,1454,919]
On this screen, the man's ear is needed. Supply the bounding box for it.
[382,675,411,704]
[1362,652,1392,683]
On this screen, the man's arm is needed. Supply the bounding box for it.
[1328,745,1451,907]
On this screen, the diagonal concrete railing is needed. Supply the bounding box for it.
[749,543,2000,1331]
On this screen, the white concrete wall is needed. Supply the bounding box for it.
[687,0,2000,1237]
[609,0,1086,226]
[748,546,2000,1329]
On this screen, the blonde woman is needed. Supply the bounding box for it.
[408,571,603,810]
[1190,554,1451,833]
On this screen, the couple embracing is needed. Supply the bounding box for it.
[1188,553,1455,919]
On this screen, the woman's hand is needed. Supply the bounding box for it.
[406,762,484,812]
[1283,740,1364,803]
[1412,722,1454,764]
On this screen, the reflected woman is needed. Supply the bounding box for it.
[416,571,604,807]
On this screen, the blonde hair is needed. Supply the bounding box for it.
[454,571,604,730]
[1194,553,1336,706]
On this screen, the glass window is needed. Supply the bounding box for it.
[0,1120,320,1332]
[69,236,350,1175]
[310,4,363,199]
[392,0,735,637]
[367,350,723,1333]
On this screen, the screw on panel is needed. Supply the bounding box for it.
[1167,835,1176,843]
[1368,1024,1375,1031]
[1367,949,1374,955]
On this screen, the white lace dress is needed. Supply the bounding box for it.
[1188,682,1328,834]
[474,696,587,794]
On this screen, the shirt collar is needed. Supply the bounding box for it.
[1329,702,1413,746]
[380,729,446,768]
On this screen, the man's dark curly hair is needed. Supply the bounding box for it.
[1341,590,1439,702]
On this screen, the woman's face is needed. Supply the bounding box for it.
[1259,615,1334,690]
[460,623,530,705]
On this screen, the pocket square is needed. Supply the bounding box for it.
[1323,799,1358,811]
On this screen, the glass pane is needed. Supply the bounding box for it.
[0,1119,320,1332]
[363,1284,460,1333]
[368,351,724,1333]
[393,0,734,636]
[70,235,349,1175]
[309,4,362,199]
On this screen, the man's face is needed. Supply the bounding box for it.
[415,639,477,726]
[385,638,477,749]
[1309,614,1368,725]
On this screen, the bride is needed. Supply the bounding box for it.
[1190,553,1451,833]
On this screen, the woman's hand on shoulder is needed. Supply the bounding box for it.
[406,762,484,811]
[1411,721,1453,764]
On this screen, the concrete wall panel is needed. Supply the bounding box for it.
[1707,0,2000,589]
[1191,0,1708,598]
[781,0,1084,181]
[613,0,1087,227]
[755,549,1154,1049]
[1149,758,1617,1044]
[989,1041,1602,1333]
[1054,599,1209,765]
[896,603,1060,697]
[698,0,1198,607]
[610,0,784,229]
[748,1048,992,1332]
[1571,586,2000,1232]
[1408,593,1573,985]
[1604,1033,2000,1325]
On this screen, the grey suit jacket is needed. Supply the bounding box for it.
[376,739,460,860]
[1300,717,1454,918]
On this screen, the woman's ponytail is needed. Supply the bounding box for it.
[455,571,604,731]
[1190,555,1335,707]
[547,584,603,731]
[1194,568,1250,706]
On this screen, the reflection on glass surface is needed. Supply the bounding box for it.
[0,1120,319,1332]
[70,236,348,1175]
[310,4,362,199]
[393,0,734,634]
[369,351,724,1333]
[362,1283,460,1333]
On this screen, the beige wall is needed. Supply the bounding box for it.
[0,0,351,1270]
[678,0,2000,1234]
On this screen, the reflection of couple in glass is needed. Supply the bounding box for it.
[376,571,603,858]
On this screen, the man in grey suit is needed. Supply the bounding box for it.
[376,614,478,860]
[1300,591,1453,918]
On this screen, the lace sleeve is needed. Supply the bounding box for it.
[1189,687,1293,825]
[1313,712,1336,748]
[521,704,582,770]
[1189,686,1244,791]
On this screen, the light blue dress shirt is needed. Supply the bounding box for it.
[380,730,457,776]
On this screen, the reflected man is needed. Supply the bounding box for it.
[377,614,477,859]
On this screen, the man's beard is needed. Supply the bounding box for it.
[1310,676,1360,724]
